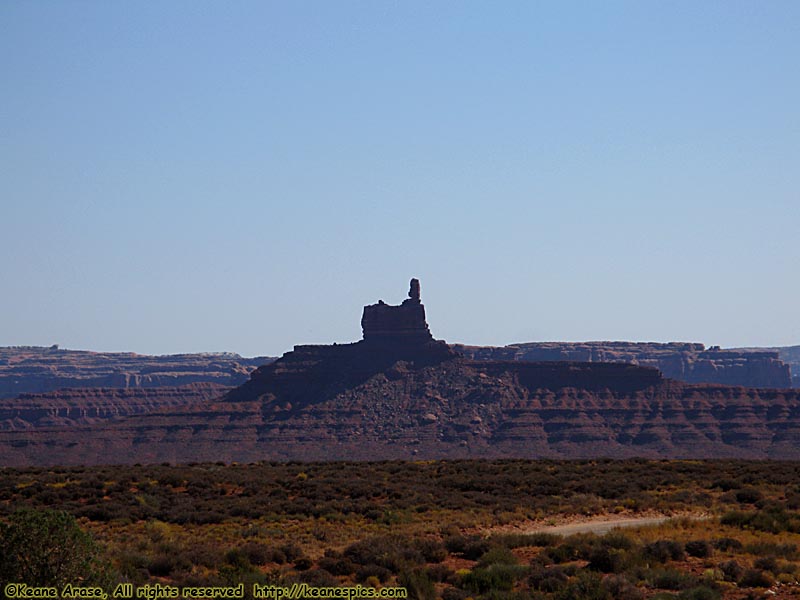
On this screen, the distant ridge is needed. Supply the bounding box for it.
[0,346,275,399]
[735,345,800,387]
[2,279,800,467]
[455,341,793,388]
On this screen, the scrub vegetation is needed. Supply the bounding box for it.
[1,459,799,599]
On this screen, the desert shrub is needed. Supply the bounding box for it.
[711,537,742,552]
[74,505,117,522]
[544,543,578,564]
[462,538,493,560]
[585,533,641,573]
[294,557,313,571]
[786,491,800,510]
[280,543,305,562]
[361,575,380,590]
[399,570,436,600]
[218,562,273,589]
[148,554,181,577]
[490,532,560,548]
[293,569,338,587]
[478,546,519,568]
[721,508,800,534]
[644,540,686,563]
[676,585,721,600]
[116,551,150,584]
[553,570,609,600]
[719,560,743,581]
[440,587,469,600]
[751,509,800,533]
[735,488,763,504]
[238,542,270,566]
[600,531,636,550]
[777,560,798,575]
[752,555,778,574]
[602,574,644,600]
[544,534,598,564]
[355,564,393,584]
[743,541,798,559]
[460,564,525,594]
[225,548,251,570]
[529,566,568,592]
[444,534,470,554]
[685,540,713,558]
[190,510,226,524]
[414,538,447,563]
[9,459,797,529]
[0,508,113,588]
[712,479,740,491]
[344,534,425,571]
[184,543,224,569]
[318,555,356,576]
[647,568,699,591]
[267,548,288,565]
[720,510,750,528]
[363,509,382,521]
[424,563,453,583]
[588,546,636,573]
[739,569,774,588]
[171,572,220,589]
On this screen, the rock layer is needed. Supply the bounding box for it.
[3,358,800,466]
[0,383,229,431]
[454,342,792,388]
[737,345,800,387]
[0,347,273,398]
[1,280,798,466]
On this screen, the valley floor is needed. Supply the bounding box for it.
[2,459,799,599]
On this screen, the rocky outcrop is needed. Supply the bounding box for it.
[4,358,800,466]
[736,345,800,387]
[225,279,456,408]
[454,342,793,388]
[0,280,800,466]
[1,280,797,466]
[0,383,229,431]
[0,347,273,398]
[361,278,434,343]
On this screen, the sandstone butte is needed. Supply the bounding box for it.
[1,279,800,467]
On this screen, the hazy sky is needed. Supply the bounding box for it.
[2,1,798,356]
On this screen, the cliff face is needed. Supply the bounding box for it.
[226,278,456,407]
[0,347,273,398]
[0,383,229,431]
[736,345,800,387]
[2,280,799,467]
[3,358,800,467]
[453,342,793,388]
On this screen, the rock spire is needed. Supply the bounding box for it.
[361,278,433,343]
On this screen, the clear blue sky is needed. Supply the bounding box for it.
[1,1,798,356]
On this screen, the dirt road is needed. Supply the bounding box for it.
[526,515,687,536]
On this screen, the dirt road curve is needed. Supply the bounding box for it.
[528,516,681,536]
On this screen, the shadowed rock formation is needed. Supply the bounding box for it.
[4,359,800,466]
[0,383,229,431]
[224,278,456,408]
[360,278,432,343]
[1,279,799,466]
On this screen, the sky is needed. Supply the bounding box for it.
[1,1,798,357]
